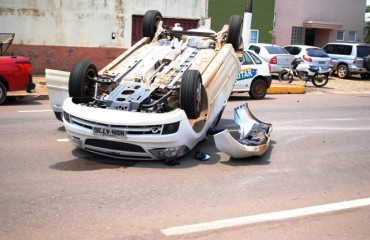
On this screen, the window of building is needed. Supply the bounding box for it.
[348,31,356,42]
[250,29,259,43]
[291,26,304,45]
[336,30,345,41]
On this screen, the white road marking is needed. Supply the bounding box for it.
[18,110,53,113]
[57,139,69,142]
[161,197,370,236]
[275,126,370,131]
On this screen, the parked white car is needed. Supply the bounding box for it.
[46,10,272,161]
[284,45,332,70]
[232,50,272,99]
[248,43,294,73]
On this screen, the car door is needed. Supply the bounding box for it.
[234,51,257,91]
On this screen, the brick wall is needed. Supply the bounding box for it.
[6,45,126,74]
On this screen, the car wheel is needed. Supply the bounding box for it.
[0,82,7,105]
[336,64,348,79]
[227,15,243,51]
[360,73,370,79]
[364,55,370,71]
[249,78,267,99]
[180,70,203,119]
[68,61,97,97]
[142,10,162,40]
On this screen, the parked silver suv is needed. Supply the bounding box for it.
[323,43,370,79]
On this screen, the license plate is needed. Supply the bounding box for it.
[318,61,325,64]
[93,127,126,138]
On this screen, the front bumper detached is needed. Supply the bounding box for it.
[214,103,272,158]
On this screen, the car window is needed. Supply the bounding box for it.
[290,47,301,55]
[265,46,288,54]
[306,48,329,57]
[284,46,293,53]
[248,51,263,64]
[356,46,370,58]
[249,45,261,54]
[323,44,335,54]
[241,52,254,65]
[329,44,352,55]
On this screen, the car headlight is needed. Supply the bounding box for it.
[149,145,189,160]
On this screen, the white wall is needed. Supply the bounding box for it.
[0,0,207,48]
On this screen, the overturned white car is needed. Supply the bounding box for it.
[47,10,271,161]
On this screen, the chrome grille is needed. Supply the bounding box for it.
[69,115,163,135]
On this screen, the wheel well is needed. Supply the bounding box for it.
[252,76,269,86]
[0,76,9,90]
[335,62,348,71]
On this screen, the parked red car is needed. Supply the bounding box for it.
[0,33,35,104]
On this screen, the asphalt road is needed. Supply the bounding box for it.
[1,92,370,239]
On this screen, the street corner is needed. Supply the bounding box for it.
[267,80,306,94]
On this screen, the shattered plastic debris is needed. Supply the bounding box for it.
[195,150,211,161]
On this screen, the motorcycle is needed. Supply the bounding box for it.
[278,57,331,87]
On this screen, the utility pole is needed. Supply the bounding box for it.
[242,0,253,50]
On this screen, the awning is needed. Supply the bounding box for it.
[303,20,343,29]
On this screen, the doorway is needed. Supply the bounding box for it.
[305,28,316,46]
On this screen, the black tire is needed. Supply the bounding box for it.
[364,55,370,71]
[360,73,370,79]
[249,78,267,99]
[336,64,348,79]
[180,70,203,119]
[142,10,162,40]
[312,74,329,87]
[54,112,63,122]
[0,82,7,105]
[227,15,243,51]
[68,61,97,97]
[279,70,294,83]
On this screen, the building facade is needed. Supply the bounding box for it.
[273,0,367,47]
[209,0,367,47]
[1,0,367,74]
[0,0,207,73]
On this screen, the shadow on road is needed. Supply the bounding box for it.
[220,140,275,167]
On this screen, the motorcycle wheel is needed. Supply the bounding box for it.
[312,74,329,87]
[278,70,293,83]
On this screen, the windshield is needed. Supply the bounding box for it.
[265,46,289,54]
[306,48,329,58]
[357,46,370,58]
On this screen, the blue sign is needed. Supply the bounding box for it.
[237,68,257,81]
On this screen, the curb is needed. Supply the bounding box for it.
[267,80,305,94]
